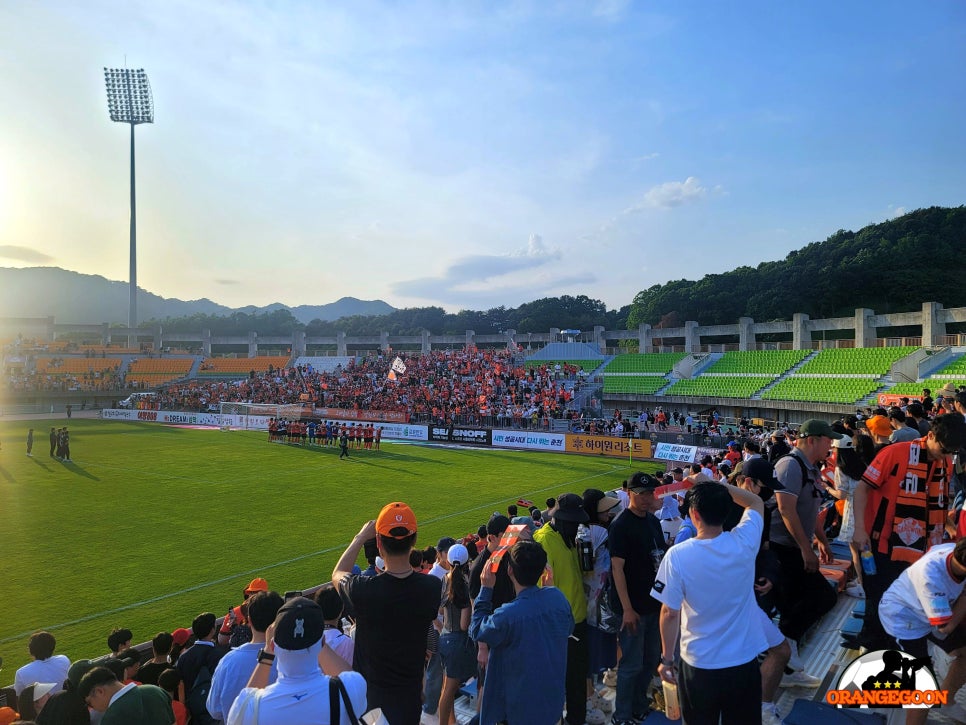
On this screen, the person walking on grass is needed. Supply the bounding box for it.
[26,428,33,457]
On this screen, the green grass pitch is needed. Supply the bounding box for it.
[0,419,661,676]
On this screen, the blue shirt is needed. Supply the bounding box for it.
[470,585,573,725]
[206,641,277,721]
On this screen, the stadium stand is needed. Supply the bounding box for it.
[602,376,669,395]
[795,346,917,375]
[664,375,775,398]
[602,352,687,374]
[928,355,966,377]
[524,358,601,371]
[761,376,882,404]
[703,349,810,374]
[34,357,123,374]
[886,380,966,397]
[125,357,195,386]
[197,356,292,376]
[293,355,355,373]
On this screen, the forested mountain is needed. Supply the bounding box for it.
[153,295,630,337]
[627,206,966,329]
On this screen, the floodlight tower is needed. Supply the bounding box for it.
[104,68,154,347]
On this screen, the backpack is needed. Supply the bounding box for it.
[185,663,217,725]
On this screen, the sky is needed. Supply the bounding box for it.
[0,1,964,315]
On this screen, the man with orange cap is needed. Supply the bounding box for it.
[218,578,269,648]
[333,502,441,725]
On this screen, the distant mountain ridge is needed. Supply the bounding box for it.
[0,267,395,324]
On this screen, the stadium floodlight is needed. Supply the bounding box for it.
[104,67,154,347]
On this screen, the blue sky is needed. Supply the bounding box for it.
[1,1,964,314]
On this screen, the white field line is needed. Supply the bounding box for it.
[1,464,623,643]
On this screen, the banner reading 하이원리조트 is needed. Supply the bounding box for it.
[565,434,652,459]
[491,430,566,451]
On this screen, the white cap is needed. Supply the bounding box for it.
[32,682,57,700]
[447,543,469,566]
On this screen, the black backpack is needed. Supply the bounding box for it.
[185,663,217,725]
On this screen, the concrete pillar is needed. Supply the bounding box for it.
[506,328,516,349]
[638,323,652,353]
[550,327,560,342]
[248,331,258,358]
[337,331,347,357]
[738,317,755,351]
[684,321,699,353]
[202,329,212,357]
[292,330,306,358]
[593,325,605,353]
[153,325,163,352]
[855,308,876,349]
[466,330,475,350]
[46,316,55,342]
[792,313,810,350]
[380,331,390,353]
[101,322,110,346]
[922,302,945,347]
[421,330,431,353]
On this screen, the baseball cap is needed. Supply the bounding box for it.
[486,514,511,536]
[447,543,469,566]
[510,515,537,534]
[798,419,843,439]
[832,434,854,449]
[741,457,782,489]
[376,501,418,539]
[245,577,269,594]
[865,415,892,438]
[437,536,457,552]
[32,682,58,700]
[67,659,97,689]
[171,628,191,646]
[626,472,660,494]
[0,708,18,725]
[273,596,325,650]
[553,493,590,523]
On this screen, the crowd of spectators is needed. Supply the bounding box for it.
[8,384,966,724]
[153,349,581,428]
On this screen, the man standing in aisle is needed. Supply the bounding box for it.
[652,481,768,724]
[533,493,590,725]
[769,419,839,687]
[609,473,666,725]
[333,501,440,725]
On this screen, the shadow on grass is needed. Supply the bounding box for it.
[30,457,52,472]
[0,464,14,483]
[59,460,101,481]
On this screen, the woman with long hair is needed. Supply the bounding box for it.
[826,434,873,598]
[437,544,477,725]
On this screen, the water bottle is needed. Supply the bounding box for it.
[578,537,594,572]
[663,680,681,721]
[861,547,877,576]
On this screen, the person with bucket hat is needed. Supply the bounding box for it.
[534,493,590,725]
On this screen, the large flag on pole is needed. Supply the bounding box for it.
[391,357,407,374]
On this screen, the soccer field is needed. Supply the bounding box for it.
[0,418,658,675]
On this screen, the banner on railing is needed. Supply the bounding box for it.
[313,407,408,423]
[565,434,652,459]
[100,409,221,426]
[877,393,922,407]
[428,426,492,445]
[492,430,566,451]
[653,442,698,462]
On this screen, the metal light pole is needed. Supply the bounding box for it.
[104,68,154,348]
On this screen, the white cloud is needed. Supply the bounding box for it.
[638,176,708,210]
[392,234,592,307]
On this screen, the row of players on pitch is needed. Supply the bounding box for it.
[267,418,383,448]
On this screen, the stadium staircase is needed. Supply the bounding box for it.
[752,350,820,399]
